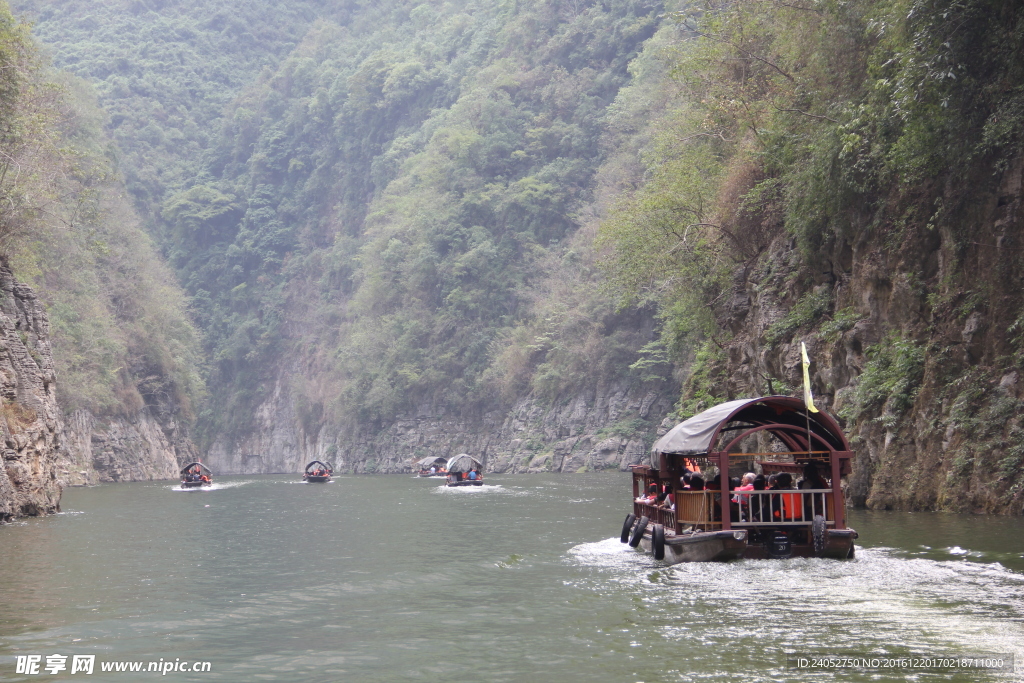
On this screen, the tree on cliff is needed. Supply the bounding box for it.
[0,0,204,433]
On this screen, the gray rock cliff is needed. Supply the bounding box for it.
[59,408,196,486]
[708,155,1024,514]
[0,265,64,521]
[206,373,674,476]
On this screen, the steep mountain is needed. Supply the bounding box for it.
[0,1,204,515]
[16,0,677,473]
[13,0,1024,516]
[600,0,1024,514]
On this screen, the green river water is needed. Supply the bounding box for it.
[1,473,1022,682]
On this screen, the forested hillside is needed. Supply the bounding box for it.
[600,0,1024,513]
[12,0,1024,512]
[0,1,203,491]
[18,0,678,473]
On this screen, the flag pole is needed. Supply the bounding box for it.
[801,342,819,459]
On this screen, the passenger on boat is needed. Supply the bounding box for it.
[798,462,827,489]
[429,466,436,474]
[636,483,658,504]
[647,483,661,502]
[799,463,827,518]
[771,473,799,521]
[750,473,767,521]
[687,475,705,491]
[709,474,739,521]
[732,472,755,506]
[468,469,478,480]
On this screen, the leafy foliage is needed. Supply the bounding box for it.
[599,0,1024,424]
[87,0,668,442]
[0,1,204,419]
[839,334,925,428]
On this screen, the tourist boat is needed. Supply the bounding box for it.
[621,396,858,563]
[444,453,484,486]
[303,460,334,482]
[415,455,448,477]
[180,462,213,488]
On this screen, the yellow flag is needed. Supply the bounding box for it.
[801,342,819,413]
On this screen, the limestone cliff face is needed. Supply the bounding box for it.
[0,265,64,521]
[0,263,201,520]
[711,156,1024,515]
[206,373,674,476]
[59,408,197,486]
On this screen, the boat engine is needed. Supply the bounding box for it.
[765,531,792,559]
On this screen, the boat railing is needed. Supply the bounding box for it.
[670,491,721,531]
[633,500,677,530]
[732,489,835,526]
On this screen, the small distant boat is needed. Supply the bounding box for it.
[415,455,448,477]
[303,460,334,483]
[621,396,858,563]
[444,453,483,486]
[180,462,212,488]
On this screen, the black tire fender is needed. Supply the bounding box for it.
[620,513,637,543]
[628,515,649,548]
[652,523,666,560]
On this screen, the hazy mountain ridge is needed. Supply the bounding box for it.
[4,0,1024,518]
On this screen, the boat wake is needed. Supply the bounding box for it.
[167,480,250,492]
[433,483,503,494]
[567,537,651,571]
[569,537,635,558]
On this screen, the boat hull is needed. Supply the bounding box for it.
[180,481,210,489]
[640,530,748,563]
[637,528,857,563]
[304,475,331,483]
[740,529,857,560]
[445,480,483,487]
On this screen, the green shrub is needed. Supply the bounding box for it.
[840,333,925,427]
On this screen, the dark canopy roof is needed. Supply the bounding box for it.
[180,462,212,475]
[304,460,333,473]
[446,453,483,473]
[416,455,447,468]
[652,396,849,456]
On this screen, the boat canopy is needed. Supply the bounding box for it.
[446,453,483,473]
[652,396,850,456]
[304,460,334,473]
[180,462,212,476]
[416,455,447,468]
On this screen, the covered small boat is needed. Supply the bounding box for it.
[303,460,334,482]
[444,453,484,486]
[621,396,858,563]
[415,455,448,477]
[180,462,213,488]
